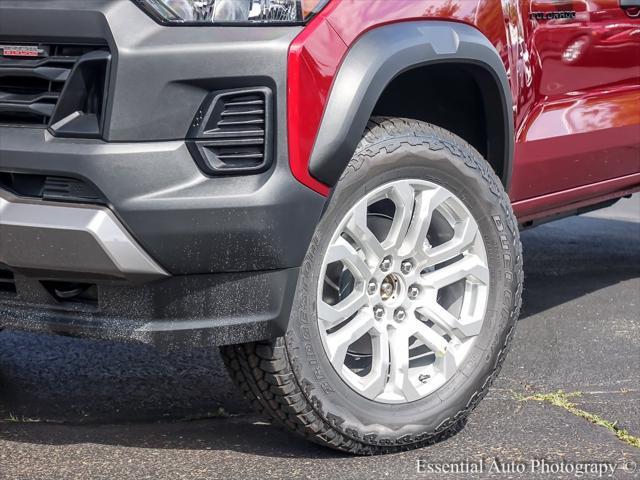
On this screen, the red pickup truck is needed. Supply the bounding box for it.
[0,0,638,454]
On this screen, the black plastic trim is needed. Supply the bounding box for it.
[49,49,111,139]
[0,43,108,129]
[0,267,299,349]
[308,21,514,190]
[187,87,273,175]
[0,172,107,204]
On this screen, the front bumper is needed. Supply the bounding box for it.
[0,0,326,275]
[0,128,325,275]
[0,268,299,348]
[0,0,326,345]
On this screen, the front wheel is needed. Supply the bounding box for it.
[222,118,523,454]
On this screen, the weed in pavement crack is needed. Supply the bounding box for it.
[514,390,640,449]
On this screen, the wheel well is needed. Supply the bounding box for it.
[371,62,508,185]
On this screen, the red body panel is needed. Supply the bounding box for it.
[287,0,640,219]
[287,7,346,196]
[508,0,640,202]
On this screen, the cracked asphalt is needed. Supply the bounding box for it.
[0,196,638,479]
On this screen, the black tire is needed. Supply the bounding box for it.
[221,118,523,454]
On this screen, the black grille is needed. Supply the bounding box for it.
[0,172,106,204]
[0,44,109,133]
[188,87,273,174]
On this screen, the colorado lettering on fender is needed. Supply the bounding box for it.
[529,10,576,20]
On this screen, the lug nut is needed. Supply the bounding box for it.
[380,256,392,272]
[400,259,413,275]
[394,308,406,322]
[374,305,385,320]
[367,280,377,295]
[408,285,420,300]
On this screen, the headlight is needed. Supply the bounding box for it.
[134,0,330,25]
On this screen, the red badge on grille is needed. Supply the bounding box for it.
[0,45,47,58]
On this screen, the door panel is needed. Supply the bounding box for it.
[509,0,640,202]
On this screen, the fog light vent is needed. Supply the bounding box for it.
[187,87,272,175]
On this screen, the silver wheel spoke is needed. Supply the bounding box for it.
[325,236,371,281]
[325,310,374,365]
[345,201,385,266]
[384,183,416,251]
[387,326,421,402]
[438,349,459,382]
[399,187,450,257]
[360,328,390,398]
[417,301,483,338]
[423,217,479,268]
[412,318,449,355]
[317,179,490,404]
[318,290,368,328]
[419,254,489,291]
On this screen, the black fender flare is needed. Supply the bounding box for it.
[308,21,514,190]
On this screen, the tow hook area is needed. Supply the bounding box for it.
[40,282,98,306]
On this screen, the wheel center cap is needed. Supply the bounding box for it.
[380,273,402,302]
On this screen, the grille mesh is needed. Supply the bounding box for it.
[0,44,106,127]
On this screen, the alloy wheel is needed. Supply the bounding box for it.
[317,179,490,404]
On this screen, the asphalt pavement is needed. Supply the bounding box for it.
[0,196,638,480]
